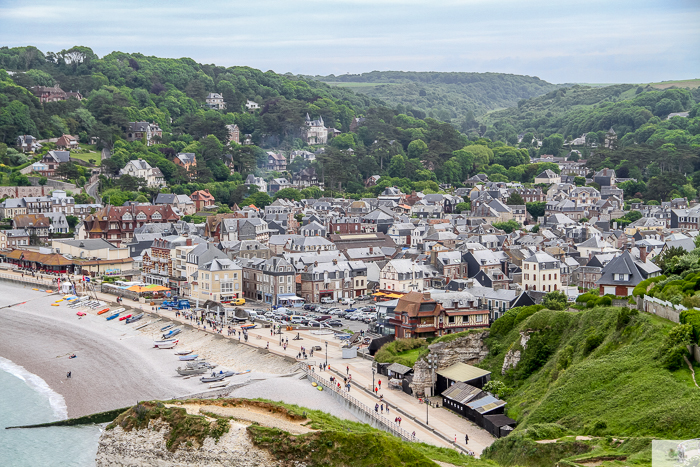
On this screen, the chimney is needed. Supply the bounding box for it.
[186,238,192,246]
[640,246,648,263]
[369,246,374,254]
[423,291,431,300]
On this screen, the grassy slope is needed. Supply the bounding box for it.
[478,307,700,439]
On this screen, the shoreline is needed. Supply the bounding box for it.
[0,355,68,421]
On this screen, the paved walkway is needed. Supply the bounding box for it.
[1,271,493,457]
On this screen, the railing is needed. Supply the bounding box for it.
[0,273,54,288]
[299,365,416,442]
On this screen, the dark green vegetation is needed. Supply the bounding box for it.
[108,401,230,451]
[481,306,700,440]
[374,337,429,367]
[313,70,562,122]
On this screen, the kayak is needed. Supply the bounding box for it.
[97,308,110,315]
[119,314,132,321]
[51,304,59,307]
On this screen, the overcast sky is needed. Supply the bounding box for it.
[1,0,698,84]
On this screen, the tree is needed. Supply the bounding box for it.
[273,188,302,202]
[542,291,568,310]
[505,192,524,205]
[492,219,521,234]
[539,134,564,157]
[38,176,48,186]
[454,202,470,214]
[407,139,428,159]
[526,201,546,219]
[573,176,586,186]
[66,215,79,230]
[246,191,272,208]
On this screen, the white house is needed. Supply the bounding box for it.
[119,159,166,187]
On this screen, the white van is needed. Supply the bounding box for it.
[290,316,304,324]
[341,298,356,306]
[321,297,335,304]
[246,310,259,319]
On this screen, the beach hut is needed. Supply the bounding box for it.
[435,362,491,394]
[441,381,485,418]
[464,394,507,426]
[482,414,517,438]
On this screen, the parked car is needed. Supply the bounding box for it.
[303,304,317,311]
[232,298,245,306]
[308,320,321,327]
[290,316,304,324]
[326,319,343,327]
[345,308,357,313]
[341,298,356,305]
[316,315,332,322]
[321,297,334,304]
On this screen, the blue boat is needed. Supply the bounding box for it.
[161,324,174,332]
[163,328,181,339]
[106,312,121,321]
[125,313,144,324]
[179,354,198,361]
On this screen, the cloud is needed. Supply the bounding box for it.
[0,0,698,83]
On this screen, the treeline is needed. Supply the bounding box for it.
[311,70,561,122]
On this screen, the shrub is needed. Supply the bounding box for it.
[679,310,700,344]
[616,307,639,330]
[657,324,694,369]
[596,296,612,307]
[584,331,605,354]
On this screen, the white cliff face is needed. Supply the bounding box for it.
[96,419,285,467]
[410,331,490,397]
[501,331,532,376]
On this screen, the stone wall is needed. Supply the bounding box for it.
[410,330,489,397]
[689,344,700,364]
[0,185,50,198]
[27,177,78,192]
[642,295,684,324]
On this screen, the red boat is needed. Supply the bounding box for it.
[119,314,132,321]
[97,308,110,315]
[76,311,86,316]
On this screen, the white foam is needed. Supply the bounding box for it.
[0,356,68,420]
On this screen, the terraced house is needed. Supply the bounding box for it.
[240,257,296,304]
[79,205,179,247]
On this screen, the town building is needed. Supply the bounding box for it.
[119,159,165,187]
[192,258,243,303]
[80,205,180,246]
[303,114,328,145]
[205,92,226,110]
[126,122,162,146]
[521,251,561,292]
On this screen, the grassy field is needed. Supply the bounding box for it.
[648,78,700,89]
[70,150,101,165]
[374,338,429,367]
[478,306,700,440]
[322,81,397,89]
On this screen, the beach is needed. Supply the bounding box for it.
[0,281,315,420]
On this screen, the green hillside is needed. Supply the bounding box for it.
[479,306,700,439]
[311,71,563,123]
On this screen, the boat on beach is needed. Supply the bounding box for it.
[76,311,86,316]
[96,308,110,315]
[162,328,181,338]
[118,314,132,321]
[179,354,198,361]
[125,313,144,324]
[240,324,257,330]
[209,381,228,388]
[106,312,121,321]
[154,340,178,349]
[200,374,225,383]
[161,324,174,332]
[185,361,215,369]
[176,367,207,376]
[175,350,193,355]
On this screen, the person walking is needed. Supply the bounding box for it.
[386,405,390,415]
[465,434,469,445]
[346,365,349,375]
[378,379,381,389]
[375,403,379,413]
[380,404,383,413]
[374,386,378,394]
[66,371,71,378]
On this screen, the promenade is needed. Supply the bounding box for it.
[0,270,494,456]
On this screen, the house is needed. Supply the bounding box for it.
[380,259,423,293]
[13,214,50,240]
[299,259,367,302]
[154,193,196,215]
[53,238,133,277]
[269,178,291,194]
[6,229,30,247]
[80,205,180,247]
[241,256,296,304]
[44,212,70,234]
[303,114,328,145]
[119,159,165,187]
[55,134,79,151]
[244,174,267,193]
[16,135,41,153]
[0,198,28,218]
[328,217,362,235]
[534,169,561,185]
[245,100,260,112]
[192,258,242,303]
[365,175,381,187]
[31,85,67,103]
[226,124,240,144]
[34,150,70,177]
[521,252,561,292]
[595,250,661,296]
[594,168,616,187]
[175,153,197,172]
[191,190,216,211]
[205,93,226,110]
[389,291,488,340]
[299,221,326,237]
[126,122,162,146]
[267,152,287,172]
[604,127,617,149]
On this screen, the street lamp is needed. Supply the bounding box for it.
[372,367,376,394]
[325,341,328,367]
[426,356,436,425]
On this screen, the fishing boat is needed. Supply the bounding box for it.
[154,340,178,349]
[118,314,132,321]
[176,367,206,376]
[96,308,110,315]
[179,354,198,361]
[134,321,152,330]
[162,328,181,339]
[153,338,177,346]
[200,374,225,383]
[125,313,144,324]
[106,312,121,321]
[160,324,174,332]
[209,381,228,388]
[175,350,193,356]
[240,324,257,330]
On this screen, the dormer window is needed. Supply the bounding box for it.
[614,273,630,281]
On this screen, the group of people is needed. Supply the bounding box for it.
[296,345,314,359]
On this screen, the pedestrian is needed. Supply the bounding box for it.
[66,371,71,378]
[386,405,390,415]
[375,403,379,413]
[374,386,378,394]
[465,434,469,445]
[271,328,273,336]
[378,379,381,389]
[286,337,289,345]
[380,404,383,413]
[346,365,349,375]
[266,342,269,349]
[412,431,416,439]
[394,417,398,424]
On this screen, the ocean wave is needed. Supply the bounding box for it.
[0,356,68,420]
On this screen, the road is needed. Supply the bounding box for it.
[86,177,101,204]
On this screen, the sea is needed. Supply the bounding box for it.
[0,356,102,467]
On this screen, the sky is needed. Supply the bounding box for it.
[0,0,698,84]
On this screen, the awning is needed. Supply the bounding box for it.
[385,293,403,298]
[373,292,387,296]
[145,285,170,292]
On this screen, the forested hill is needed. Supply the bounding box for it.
[310,70,563,124]
[480,83,700,144]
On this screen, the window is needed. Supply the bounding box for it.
[215,274,219,281]
[221,282,233,293]
[279,286,284,294]
[533,264,537,270]
[475,314,483,323]
[548,274,551,280]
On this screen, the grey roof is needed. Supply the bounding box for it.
[386,363,412,375]
[54,238,119,250]
[48,150,70,163]
[596,251,661,287]
[177,153,197,164]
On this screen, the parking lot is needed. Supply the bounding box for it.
[243,298,377,334]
